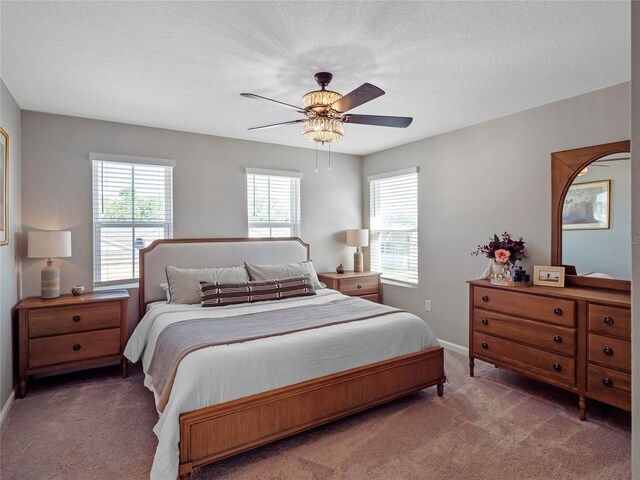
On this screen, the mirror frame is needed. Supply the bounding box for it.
[551,140,631,292]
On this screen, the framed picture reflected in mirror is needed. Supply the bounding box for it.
[562,180,610,231]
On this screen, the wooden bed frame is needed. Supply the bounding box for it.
[138,237,446,479]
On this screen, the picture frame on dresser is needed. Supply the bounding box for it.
[0,127,8,246]
[533,265,565,287]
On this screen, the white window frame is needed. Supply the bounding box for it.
[368,167,419,286]
[91,153,174,288]
[246,168,302,238]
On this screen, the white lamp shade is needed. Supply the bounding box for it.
[346,229,369,248]
[28,231,72,259]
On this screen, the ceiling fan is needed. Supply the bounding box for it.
[241,72,413,144]
[577,155,630,176]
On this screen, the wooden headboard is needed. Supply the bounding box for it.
[138,237,310,317]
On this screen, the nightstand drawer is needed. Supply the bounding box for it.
[359,293,380,303]
[29,328,121,369]
[339,276,378,296]
[474,287,575,327]
[28,302,121,338]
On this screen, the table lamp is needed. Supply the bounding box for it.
[346,229,369,272]
[28,230,72,299]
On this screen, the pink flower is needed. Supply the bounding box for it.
[494,249,511,263]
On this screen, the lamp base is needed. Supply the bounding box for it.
[41,264,61,299]
[353,250,364,273]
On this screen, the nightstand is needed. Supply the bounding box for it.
[16,290,129,398]
[317,271,381,303]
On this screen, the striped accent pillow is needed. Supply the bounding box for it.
[200,275,316,307]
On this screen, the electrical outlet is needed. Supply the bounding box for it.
[425,300,432,311]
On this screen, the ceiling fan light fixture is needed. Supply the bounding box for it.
[302,117,344,143]
[302,90,342,112]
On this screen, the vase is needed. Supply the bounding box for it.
[490,261,507,285]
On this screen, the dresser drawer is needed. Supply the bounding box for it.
[588,304,630,340]
[28,302,121,338]
[473,332,575,386]
[474,287,575,327]
[588,334,631,371]
[474,309,575,356]
[29,328,121,369]
[338,276,378,296]
[588,364,631,406]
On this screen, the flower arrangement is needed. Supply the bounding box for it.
[472,232,527,266]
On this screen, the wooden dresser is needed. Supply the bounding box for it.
[317,271,381,303]
[17,290,130,397]
[468,279,630,420]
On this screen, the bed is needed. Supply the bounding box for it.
[125,237,445,480]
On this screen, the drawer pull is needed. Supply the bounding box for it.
[357,284,362,290]
[553,335,562,344]
[72,344,81,351]
[481,318,489,326]
[603,346,614,356]
[72,315,81,322]
[554,308,563,316]
[603,316,614,326]
[602,377,613,388]
[481,342,488,349]
[481,295,489,302]
[553,363,562,372]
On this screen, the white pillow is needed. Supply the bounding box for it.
[160,282,170,302]
[245,260,323,290]
[165,265,250,304]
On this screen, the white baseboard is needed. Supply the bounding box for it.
[0,388,15,428]
[437,338,469,356]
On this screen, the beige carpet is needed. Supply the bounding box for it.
[0,351,630,480]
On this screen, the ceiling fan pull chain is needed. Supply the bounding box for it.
[315,143,319,173]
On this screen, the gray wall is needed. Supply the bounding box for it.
[562,159,631,280]
[0,80,22,410]
[631,3,639,478]
[21,112,363,331]
[362,83,630,347]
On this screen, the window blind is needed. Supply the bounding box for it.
[247,170,300,238]
[369,170,418,285]
[92,159,173,286]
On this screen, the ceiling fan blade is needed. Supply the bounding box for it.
[594,157,629,162]
[331,83,385,113]
[248,119,305,131]
[343,114,413,128]
[240,93,305,114]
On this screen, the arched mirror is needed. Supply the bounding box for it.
[551,140,631,291]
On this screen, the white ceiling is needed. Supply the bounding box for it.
[0,1,630,156]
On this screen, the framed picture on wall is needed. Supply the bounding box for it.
[562,179,610,231]
[0,127,8,246]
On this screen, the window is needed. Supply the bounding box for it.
[369,168,418,285]
[247,168,301,237]
[91,153,173,287]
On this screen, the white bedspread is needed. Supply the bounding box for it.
[124,289,439,480]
